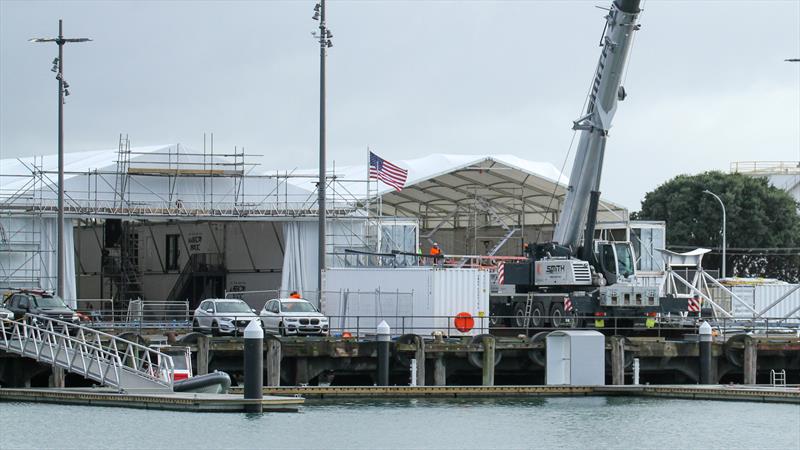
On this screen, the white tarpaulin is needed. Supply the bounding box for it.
[280,221,319,303]
[0,216,75,307]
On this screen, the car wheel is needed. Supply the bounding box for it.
[211,321,221,336]
[278,322,286,336]
[192,320,200,332]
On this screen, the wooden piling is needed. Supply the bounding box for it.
[482,335,495,386]
[611,336,625,386]
[744,335,757,385]
[266,337,282,387]
[196,334,210,376]
[49,366,65,388]
[414,336,426,387]
[434,356,446,386]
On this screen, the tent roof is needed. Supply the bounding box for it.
[285,153,628,227]
[2,147,628,226]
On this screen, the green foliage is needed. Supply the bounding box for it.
[635,171,800,282]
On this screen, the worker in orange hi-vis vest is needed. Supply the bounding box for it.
[430,243,442,266]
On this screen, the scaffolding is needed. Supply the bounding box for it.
[1,140,369,220]
[0,138,418,292]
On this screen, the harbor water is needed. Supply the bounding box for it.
[1,396,798,449]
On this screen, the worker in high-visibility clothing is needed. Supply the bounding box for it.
[430,243,442,266]
[289,291,301,299]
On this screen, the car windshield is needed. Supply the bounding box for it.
[34,296,67,308]
[281,301,317,313]
[214,301,252,313]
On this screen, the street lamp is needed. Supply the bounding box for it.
[312,2,333,305]
[702,189,727,279]
[30,19,91,300]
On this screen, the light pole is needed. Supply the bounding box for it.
[312,2,332,305]
[30,20,91,301]
[702,189,726,279]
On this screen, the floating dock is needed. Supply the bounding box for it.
[0,387,303,412]
[231,385,800,404]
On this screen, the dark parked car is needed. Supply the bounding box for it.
[4,290,79,324]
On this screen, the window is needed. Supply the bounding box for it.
[166,234,180,270]
[215,301,251,313]
[270,301,280,314]
[281,301,317,313]
[19,296,29,310]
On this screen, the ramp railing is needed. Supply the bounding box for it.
[0,315,174,391]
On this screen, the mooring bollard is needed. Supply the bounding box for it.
[377,320,390,386]
[243,320,264,413]
[698,321,712,384]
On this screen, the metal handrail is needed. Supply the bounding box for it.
[0,314,174,389]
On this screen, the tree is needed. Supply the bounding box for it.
[634,171,800,282]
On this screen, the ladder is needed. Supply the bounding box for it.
[522,293,534,330]
[771,369,787,387]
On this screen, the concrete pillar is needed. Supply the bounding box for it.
[49,366,65,388]
[243,321,264,413]
[414,336,426,387]
[698,321,713,384]
[744,335,757,385]
[611,336,625,386]
[196,334,210,376]
[377,321,390,386]
[266,337,282,387]
[481,335,495,386]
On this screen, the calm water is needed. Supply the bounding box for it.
[1,397,798,449]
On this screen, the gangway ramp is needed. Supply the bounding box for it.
[0,315,174,391]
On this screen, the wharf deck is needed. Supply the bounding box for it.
[236,385,800,404]
[0,387,303,412]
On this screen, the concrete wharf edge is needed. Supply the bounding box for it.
[232,385,800,404]
[0,387,304,412]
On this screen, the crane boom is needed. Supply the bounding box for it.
[552,0,642,249]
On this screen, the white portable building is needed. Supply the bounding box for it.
[731,284,800,325]
[322,267,490,337]
[546,330,605,386]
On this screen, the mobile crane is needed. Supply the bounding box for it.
[493,0,689,329]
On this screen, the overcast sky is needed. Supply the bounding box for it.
[1,0,798,210]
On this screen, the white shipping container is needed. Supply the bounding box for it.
[322,267,490,337]
[731,284,800,324]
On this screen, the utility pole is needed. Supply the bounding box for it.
[30,20,91,301]
[703,190,727,279]
[312,1,333,305]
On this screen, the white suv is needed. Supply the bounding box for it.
[192,298,261,336]
[260,298,329,336]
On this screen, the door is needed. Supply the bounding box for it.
[261,300,279,333]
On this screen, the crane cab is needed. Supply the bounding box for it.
[593,240,637,285]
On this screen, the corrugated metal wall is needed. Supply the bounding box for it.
[323,267,489,336]
[732,284,800,324]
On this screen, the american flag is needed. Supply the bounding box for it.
[369,151,408,191]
